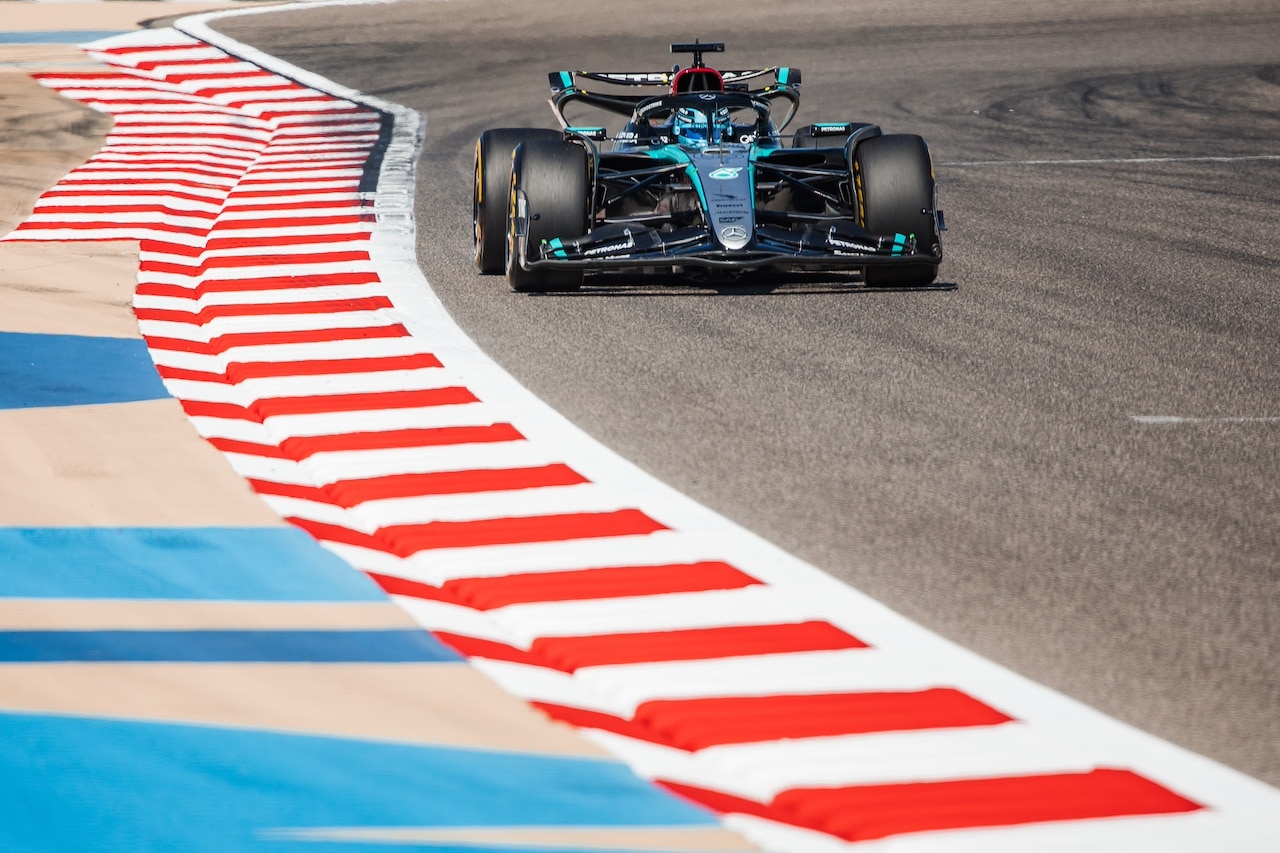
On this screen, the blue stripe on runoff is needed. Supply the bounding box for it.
[0,331,170,410]
[0,711,717,853]
[0,527,387,600]
[0,31,130,45]
[0,629,461,663]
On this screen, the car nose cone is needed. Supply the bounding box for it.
[719,224,750,248]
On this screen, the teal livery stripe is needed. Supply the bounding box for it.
[0,527,386,601]
[0,629,461,663]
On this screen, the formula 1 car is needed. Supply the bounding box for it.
[473,41,944,292]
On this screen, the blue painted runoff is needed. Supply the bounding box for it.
[0,31,129,45]
[0,711,715,852]
[0,629,461,663]
[0,331,169,410]
[0,527,387,600]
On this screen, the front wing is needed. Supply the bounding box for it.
[518,220,939,273]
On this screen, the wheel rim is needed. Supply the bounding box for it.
[505,167,518,277]
[472,141,483,263]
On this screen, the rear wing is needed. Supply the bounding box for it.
[548,67,802,130]
[550,66,801,92]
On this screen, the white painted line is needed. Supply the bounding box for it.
[944,154,1280,167]
[145,337,433,369]
[726,810,1243,853]
[189,404,493,439]
[134,286,384,309]
[161,369,457,404]
[1131,415,1280,424]
[484,585,817,640]
[585,724,1102,796]
[137,311,398,339]
[566,649,952,709]
[229,442,565,486]
[331,529,730,585]
[390,595,523,640]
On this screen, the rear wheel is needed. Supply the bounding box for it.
[473,128,562,273]
[854,133,940,287]
[506,138,589,293]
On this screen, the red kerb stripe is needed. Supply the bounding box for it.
[380,509,666,556]
[184,387,477,420]
[33,203,217,216]
[165,72,277,83]
[435,617,865,671]
[221,199,367,214]
[327,464,588,505]
[527,621,866,670]
[627,689,1013,750]
[140,250,370,275]
[144,324,408,354]
[134,296,392,324]
[531,702,655,741]
[14,220,205,236]
[280,424,524,458]
[287,516,383,552]
[205,215,368,229]
[430,633,543,667]
[660,769,1201,842]
[249,464,586,508]
[181,400,257,421]
[136,271,380,297]
[433,620,863,672]
[367,573,455,604]
[154,354,443,383]
[252,387,478,418]
[442,561,760,610]
[207,437,290,459]
[230,354,442,380]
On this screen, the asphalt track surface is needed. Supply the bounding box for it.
[216,0,1280,787]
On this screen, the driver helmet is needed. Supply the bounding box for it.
[672,105,733,148]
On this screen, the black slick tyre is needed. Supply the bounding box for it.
[506,138,589,293]
[854,133,941,287]
[473,128,562,273]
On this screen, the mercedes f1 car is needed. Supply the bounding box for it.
[474,41,944,292]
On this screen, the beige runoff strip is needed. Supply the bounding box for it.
[0,662,611,757]
[0,72,113,237]
[0,600,419,630]
[0,2,247,33]
[0,242,141,338]
[0,399,287,527]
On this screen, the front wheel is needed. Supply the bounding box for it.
[506,138,589,293]
[854,133,941,287]
[474,128,563,273]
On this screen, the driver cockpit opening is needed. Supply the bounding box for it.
[672,105,735,148]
